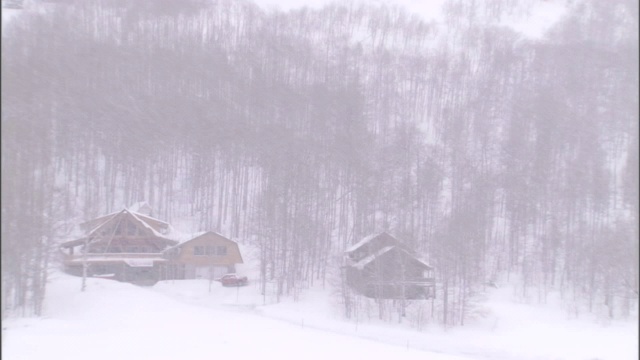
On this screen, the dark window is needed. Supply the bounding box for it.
[217,246,227,256]
[194,246,205,256]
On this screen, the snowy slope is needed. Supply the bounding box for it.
[2,273,468,360]
[251,0,570,40]
[3,0,568,40]
[3,272,637,360]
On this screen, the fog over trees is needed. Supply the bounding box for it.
[2,0,638,327]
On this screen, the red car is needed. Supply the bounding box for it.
[217,273,248,287]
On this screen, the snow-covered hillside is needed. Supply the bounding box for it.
[3,272,637,360]
[3,0,569,40]
[2,0,637,358]
[252,0,569,39]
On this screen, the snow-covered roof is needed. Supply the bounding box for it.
[345,232,397,253]
[79,210,121,232]
[62,210,239,254]
[127,211,169,239]
[348,246,433,270]
[351,246,395,270]
[412,256,433,269]
[162,231,238,253]
[83,209,173,241]
[345,233,384,253]
[61,209,181,249]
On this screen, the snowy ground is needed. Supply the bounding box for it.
[3,272,637,360]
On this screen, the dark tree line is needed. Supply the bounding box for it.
[1,0,637,326]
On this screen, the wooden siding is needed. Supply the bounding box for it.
[168,232,243,267]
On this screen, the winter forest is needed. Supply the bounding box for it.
[1,0,638,329]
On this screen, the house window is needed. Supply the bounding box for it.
[194,246,205,256]
[216,246,227,256]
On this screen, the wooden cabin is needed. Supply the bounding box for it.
[162,231,244,280]
[344,232,435,299]
[60,207,245,285]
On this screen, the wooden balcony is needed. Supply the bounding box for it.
[61,251,167,266]
[362,278,436,299]
[366,277,436,287]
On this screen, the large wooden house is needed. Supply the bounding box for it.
[59,207,244,285]
[344,232,435,299]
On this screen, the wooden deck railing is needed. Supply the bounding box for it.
[61,251,166,264]
[366,278,436,287]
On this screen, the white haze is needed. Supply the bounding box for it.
[1,0,638,359]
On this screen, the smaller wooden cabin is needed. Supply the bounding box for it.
[162,231,244,280]
[345,232,435,299]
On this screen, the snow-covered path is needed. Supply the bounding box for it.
[3,273,637,360]
[2,274,470,360]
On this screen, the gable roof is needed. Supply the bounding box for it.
[351,245,395,269]
[412,256,433,270]
[82,209,170,235]
[78,210,121,233]
[345,231,410,255]
[126,211,171,236]
[345,232,401,254]
[345,232,433,271]
[351,246,433,270]
[60,209,177,248]
[162,231,239,253]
